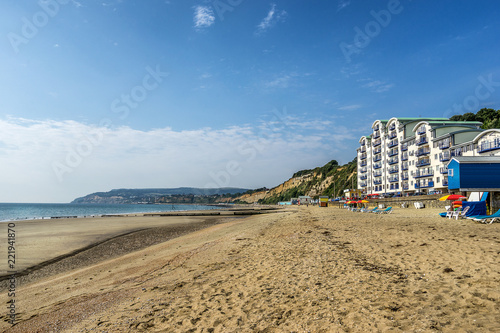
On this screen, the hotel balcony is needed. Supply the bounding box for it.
[440,167,448,174]
[373,179,382,185]
[360,175,367,180]
[443,178,449,186]
[401,172,409,180]
[389,131,397,139]
[373,156,382,162]
[389,123,396,131]
[360,167,367,173]
[416,137,428,146]
[360,182,367,187]
[373,171,382,177]
[360,146,366,153]
[401,143,408,151]
[360,161,367,167]
[360,153,367,160]
[439,152,451,162]
[374,124,379,131]
[402,183,409,190]
[414,170,434,178]
[401,163,408,171]
[417,126,426,135]
[416,148,430,157]
[373,163,382,170]
[401,153,408,161]
[388,157,398,165]
[416,158,430,167]
[415,181,434,189]
[389,167,399,174]
[439,141,450,150]
[361,141,365,146]
[373,139,381,147]
[389,175,399,183]
[373,147,382,154]
[479,138,500,153]
[388,140,398,148]
[373,131,380,139]
[388,149,398,157]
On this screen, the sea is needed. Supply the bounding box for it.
[0,203,222,222]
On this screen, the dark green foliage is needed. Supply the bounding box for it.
[449,108,500,129]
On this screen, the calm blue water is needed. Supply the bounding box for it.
[0,203,221,222]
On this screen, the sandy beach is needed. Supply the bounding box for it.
[1,206,499,332]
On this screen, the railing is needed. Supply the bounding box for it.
[360,153,367,160]
[479,138,500,153]
[361,141,366,146]
[373,171,382,177]
[389,124,396,131]
[373,147,382,154]
[374,124,379,131]
[373,156,382,162]
[416,148,430,157]
[389,131,397,139]
[417,126,426,135]
[388,157,398,165]
[414,170,434,178]
[388,139,398,148]
[360,167,367,173]
[402,184,409,190]
[401,143,408,151]
[416,158,430,167]
[415,181,434,189]
[439,152,451,162]
[360,175,367,180]
[373,164,382,169]
[401,153,408,161]
[401,173,409,180]
[401,163,408,171]
[440,167,448,174]
[373,139,381,147]
[373,131,380,139]
[373,180,382,185]
[416,137,428,146]
[389,167,399,174]
[438,141,450,149]
[360,182,367,187]
[360,146,366,153]
[389,176,399,182]
[360,161,367,167]
[388,149,398,157]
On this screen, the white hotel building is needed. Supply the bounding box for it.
[357,118,500,195]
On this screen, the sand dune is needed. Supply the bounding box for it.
[1,206,499,332]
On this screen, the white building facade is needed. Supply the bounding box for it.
[357,118,500,195]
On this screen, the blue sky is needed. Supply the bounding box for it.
[1,0,499,202]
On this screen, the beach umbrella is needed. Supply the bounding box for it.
[357,200,369,203]
[439,194,467,201]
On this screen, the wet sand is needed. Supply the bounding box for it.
[1,206,499,332]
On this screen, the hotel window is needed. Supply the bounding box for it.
[434,154,438,160]
[437,177,440,183]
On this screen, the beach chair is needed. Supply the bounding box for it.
[451,206,470,220]
[468,209,500,224]
[365,207,378,213]
[376,207,392,214]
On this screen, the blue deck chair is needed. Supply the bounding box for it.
[468,209,500,224]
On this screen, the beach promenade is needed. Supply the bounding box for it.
[1,206,499,332]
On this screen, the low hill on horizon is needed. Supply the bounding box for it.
[71,187,251,204]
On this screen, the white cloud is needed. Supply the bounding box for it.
[358,78,394,93]
[0,116,356,203]
[256,3,287,35]
[193,5,215,29]
[338,104,362,111]
[337,0,351,12]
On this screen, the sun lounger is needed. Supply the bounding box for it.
[467,209,500,224]
[364,207,378,213]
[376,207,392,214]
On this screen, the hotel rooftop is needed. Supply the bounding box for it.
[357,117,500,195]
